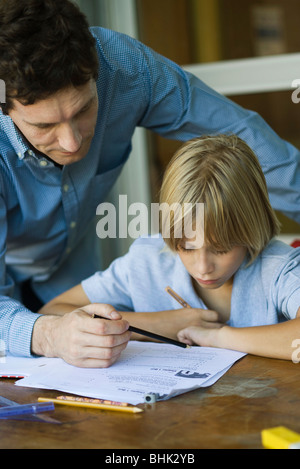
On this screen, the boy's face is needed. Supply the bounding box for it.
[8,79,98,166]
[177,239,247,290]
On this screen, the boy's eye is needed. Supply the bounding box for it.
[178,245,197,253]
[210,249,228,255]
[180,246,191,252]
[178,245,228,255]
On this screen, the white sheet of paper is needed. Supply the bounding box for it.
[0,354,57,378]
[15,342,245,404]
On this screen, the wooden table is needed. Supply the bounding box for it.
[0,354,299,449]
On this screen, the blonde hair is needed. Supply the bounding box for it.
[159,134,280,264]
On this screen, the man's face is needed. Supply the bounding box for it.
[8,80,98,166]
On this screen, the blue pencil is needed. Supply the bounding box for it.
[0,402,55,418]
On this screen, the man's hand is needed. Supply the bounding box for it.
[31,303,131,368]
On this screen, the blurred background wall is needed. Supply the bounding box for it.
[75,0,300,265]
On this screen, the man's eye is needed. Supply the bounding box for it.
[78,105,90,115]
[35,124,54,130]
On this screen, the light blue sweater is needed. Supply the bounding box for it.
[82,235,300,326]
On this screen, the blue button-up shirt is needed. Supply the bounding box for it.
[1,27,300,357]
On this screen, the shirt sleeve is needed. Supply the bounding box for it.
[81,248,134,312]
[272,249,300,319]
[0,192,41,357]
[137,41,300,223]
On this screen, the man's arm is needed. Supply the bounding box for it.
[0,192,43,357]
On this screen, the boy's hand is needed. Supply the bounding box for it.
[163,307,224,338]
[177,325,223,347]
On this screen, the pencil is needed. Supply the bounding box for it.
[38,397,143,413]
[165,286,192,309]
[92,314,189,349]
[128,325,188,348]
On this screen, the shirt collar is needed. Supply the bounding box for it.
[0,112,33,160]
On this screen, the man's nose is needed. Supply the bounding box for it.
[58,122,82,152]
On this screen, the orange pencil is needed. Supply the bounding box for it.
[165,286,192,309]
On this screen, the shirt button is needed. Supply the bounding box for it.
[63,184,69,192]
[39,160,48,167]
[17,152,22,159]
[70,221,76,229]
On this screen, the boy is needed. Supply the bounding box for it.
[40,135,300,363]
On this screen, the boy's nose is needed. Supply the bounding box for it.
[196,253,214,276]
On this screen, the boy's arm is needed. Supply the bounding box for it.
[38,284,90,315]
[121,309,223,341]
[178,310,300,361]
[39,285,223,341]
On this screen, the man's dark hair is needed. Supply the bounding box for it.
[0,0,99,114]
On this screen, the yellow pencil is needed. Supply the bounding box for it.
[38,397,144,413]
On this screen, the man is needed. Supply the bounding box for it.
[0,0,299,367]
